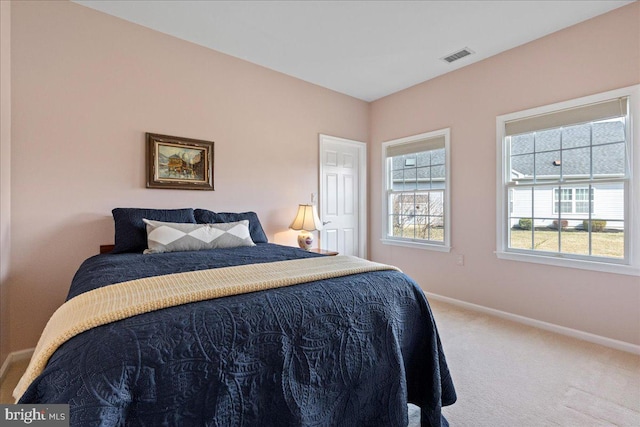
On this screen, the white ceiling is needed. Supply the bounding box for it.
[73,0,634,102]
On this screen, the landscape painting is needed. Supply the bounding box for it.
[146,133,214,190]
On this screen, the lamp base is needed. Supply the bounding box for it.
[297,231,314,250]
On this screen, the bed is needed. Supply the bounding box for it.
[15,208,456,426]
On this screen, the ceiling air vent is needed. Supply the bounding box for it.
[441,47,474,64]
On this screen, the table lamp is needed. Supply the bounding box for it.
[289,204,323,250]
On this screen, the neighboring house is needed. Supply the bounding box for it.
[390,149,446,229]
[509,119,625,230]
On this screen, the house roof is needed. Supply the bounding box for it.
[391,149,446,190]
[388,120,625,190]
[510,120,626,180]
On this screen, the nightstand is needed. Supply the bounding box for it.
[309,248,339,256]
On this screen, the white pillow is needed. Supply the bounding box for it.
[143,219,255,254]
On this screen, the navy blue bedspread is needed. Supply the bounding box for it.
[20,244,456,426]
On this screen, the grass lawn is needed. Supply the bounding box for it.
[510,229,624,258]
[391,226,624,258]
[393,226,444,241]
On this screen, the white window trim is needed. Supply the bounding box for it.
[381,128,451,252]
[496,85,639,276]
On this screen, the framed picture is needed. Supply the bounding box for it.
[146,133,214,190]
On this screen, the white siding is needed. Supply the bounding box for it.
[510,184,624,230]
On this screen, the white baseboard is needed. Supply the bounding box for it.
[0,348,34,383]
[425,292,640,355]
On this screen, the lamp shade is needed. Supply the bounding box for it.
[289,204,323,231]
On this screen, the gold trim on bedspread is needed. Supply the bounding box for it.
[14,255,399,401]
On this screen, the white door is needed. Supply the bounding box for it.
[319,134,366,257]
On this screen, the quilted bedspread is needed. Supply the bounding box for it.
[19,244,456,426]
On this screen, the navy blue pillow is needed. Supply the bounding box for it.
[112,208,196,254]
[194,209,268,243]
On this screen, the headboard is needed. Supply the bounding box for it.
[99,245,114,254]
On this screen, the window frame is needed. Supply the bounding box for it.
[381,128,451,252]
[496,85,639,276]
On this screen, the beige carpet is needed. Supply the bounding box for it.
[414,299,640,427]
[0,358,28,404]
[2,300,639,426]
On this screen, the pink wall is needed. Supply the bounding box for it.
[7,1,369,352]
[369,3,640,345]
[1,0,11,364]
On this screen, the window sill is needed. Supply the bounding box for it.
[381,238,451,252]
[495,250,639,276]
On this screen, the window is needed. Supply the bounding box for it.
[497,85,639,275]
[382,129,450,251]
[552,188,594,214]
